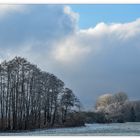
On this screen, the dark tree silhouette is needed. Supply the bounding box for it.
[130,107,136,122]
[0,57,82,130]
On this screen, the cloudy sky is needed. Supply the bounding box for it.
[0,4,140,109]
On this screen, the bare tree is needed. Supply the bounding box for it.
[113,92,128,104]
[95,94,113,111]
[0,57,81,130]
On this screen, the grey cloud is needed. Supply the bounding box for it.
[47,19,140,109]
[1,5,140,109]
[0,5,78,47]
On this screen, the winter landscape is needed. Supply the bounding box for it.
[0,4,140,136]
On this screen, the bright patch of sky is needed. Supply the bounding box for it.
[70,4,140,29]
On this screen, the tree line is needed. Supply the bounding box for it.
[0,57,83,130]
[1,57,138,130]
[83,92,140,123]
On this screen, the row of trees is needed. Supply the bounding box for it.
[94,92,140,123]
[0,57,83,130]
[83,92,140,124]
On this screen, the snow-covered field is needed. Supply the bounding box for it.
[1,122,140,136]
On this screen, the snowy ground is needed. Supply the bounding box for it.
[0,122,140,136]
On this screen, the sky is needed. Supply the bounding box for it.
[71,4,140,28]
[0,4,140,109]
